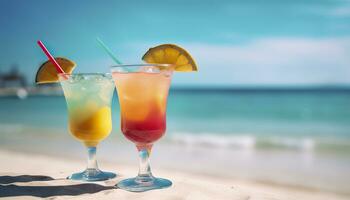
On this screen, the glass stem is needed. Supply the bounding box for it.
[87,146,99,171]
[137,144,153,181]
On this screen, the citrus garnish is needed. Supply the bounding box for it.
[142,44,198,72]
[35,57,76,84]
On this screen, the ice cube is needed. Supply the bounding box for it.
[97,82,114,104]
[74,74,85,82]
[141,66,158,73]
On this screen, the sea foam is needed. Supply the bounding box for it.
[168,132,349,152]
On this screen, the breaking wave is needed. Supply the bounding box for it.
[169,132,350,153]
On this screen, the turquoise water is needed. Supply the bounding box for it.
[1,88,350,193]
[0,88,350,153]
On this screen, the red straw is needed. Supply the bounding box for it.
[37,40,65,74]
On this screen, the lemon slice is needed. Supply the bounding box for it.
[35,57,76,84]
[142,44,198,72]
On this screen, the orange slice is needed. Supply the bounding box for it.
[35,57,76,84]
[142,44,198,72]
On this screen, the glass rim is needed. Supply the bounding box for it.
[58,72,112,76]
[110,63,174,70]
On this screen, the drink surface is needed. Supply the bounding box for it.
[60,74,115,147]
[112,71,171,145]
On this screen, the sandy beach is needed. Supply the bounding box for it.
[0,149,348,200]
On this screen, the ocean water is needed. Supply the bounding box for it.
[1,88,350,152]
[1,88,350,193]
[167,89,350,154]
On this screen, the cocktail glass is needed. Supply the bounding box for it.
[111,64,173,192]
[59,73,116,181]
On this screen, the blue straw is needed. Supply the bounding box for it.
[96,37,122,64]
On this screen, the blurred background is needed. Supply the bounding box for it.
[1,0,350,195]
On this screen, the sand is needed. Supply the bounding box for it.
[0,150,349,200]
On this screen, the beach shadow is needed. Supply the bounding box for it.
[0,175,54,184]
[0,184,115,198]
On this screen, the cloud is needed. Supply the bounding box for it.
[328,6,350,16]
[182,37,350,85]
[305,3,350,17]
[124,37,350,86]
[187,37,350,66]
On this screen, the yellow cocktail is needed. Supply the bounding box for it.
[68,105,112,147]
[59,73,116,181]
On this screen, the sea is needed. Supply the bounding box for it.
[1,88,350,194]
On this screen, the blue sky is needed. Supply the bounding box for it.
[1,0,350,86]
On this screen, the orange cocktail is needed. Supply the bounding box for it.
[113,71,171,145]
[112,64,173,192]
[111,43,197,192]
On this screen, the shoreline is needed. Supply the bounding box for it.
[1,134,350,195]
[1,149,349,200]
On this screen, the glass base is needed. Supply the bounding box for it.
[68,169,116,181]
[117,176,172,192]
